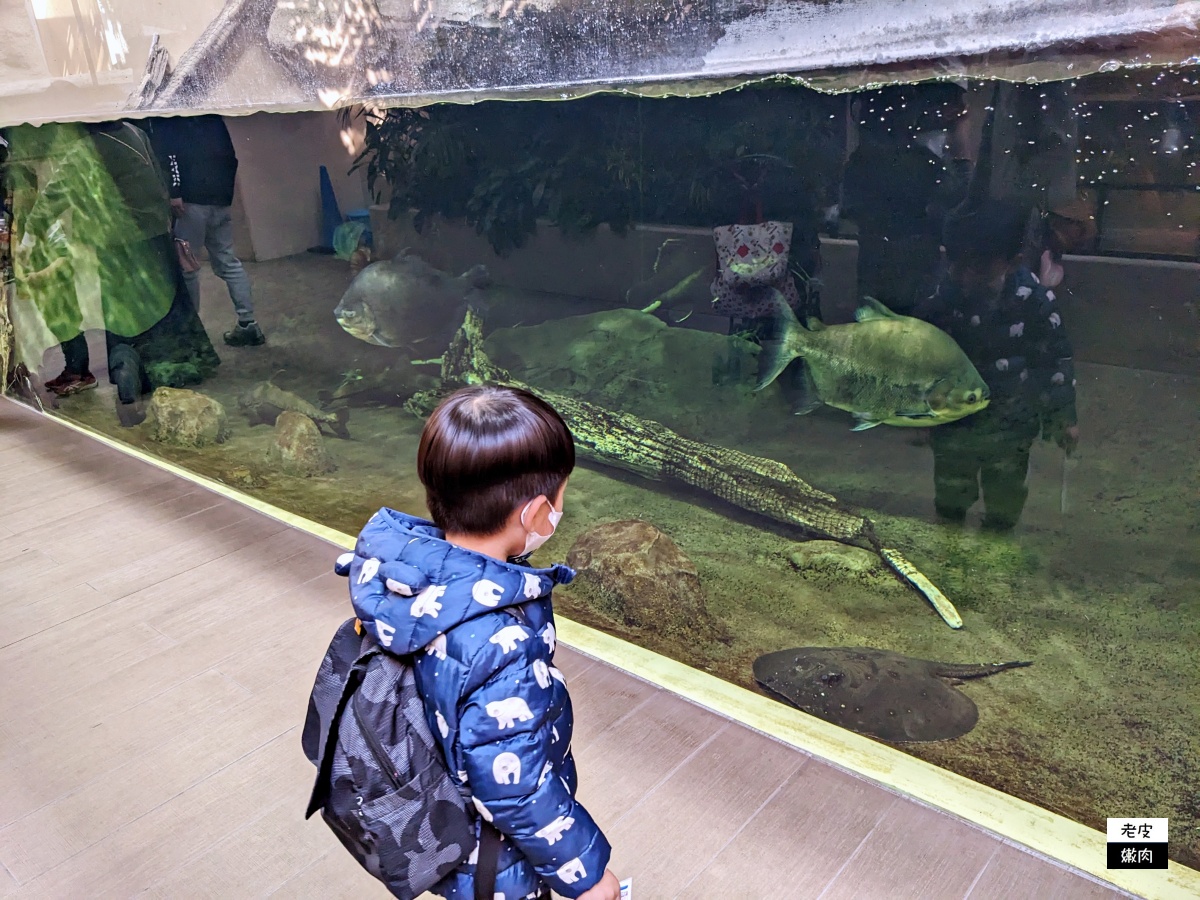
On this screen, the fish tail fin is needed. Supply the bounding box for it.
[753,291,806,393]
[755,341,797,392]
[332,407,351,439]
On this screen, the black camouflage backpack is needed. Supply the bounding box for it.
[302,617,500,900]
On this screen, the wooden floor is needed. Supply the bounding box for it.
[0,398,1126,900]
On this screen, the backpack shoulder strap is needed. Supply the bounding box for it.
[305,641,381,819]
[474,821,503,900]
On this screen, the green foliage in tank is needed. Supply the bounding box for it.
[352,83,845,256]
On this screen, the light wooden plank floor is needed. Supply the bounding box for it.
[0,398,1126,899]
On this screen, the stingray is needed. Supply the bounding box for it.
[753,647,1031,742]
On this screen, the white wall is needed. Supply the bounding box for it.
[225,110,369,261]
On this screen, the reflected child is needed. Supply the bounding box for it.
[916,200,1079,532]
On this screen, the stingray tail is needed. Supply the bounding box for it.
[938,660,1032,681]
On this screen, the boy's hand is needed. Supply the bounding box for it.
[576,869,621,900]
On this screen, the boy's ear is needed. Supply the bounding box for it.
[516,494,546,530]
[522,493,563,532]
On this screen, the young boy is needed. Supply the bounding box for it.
[345,385,621,900]
[917,199,1080,532]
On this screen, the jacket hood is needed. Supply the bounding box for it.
[337,508,575,655]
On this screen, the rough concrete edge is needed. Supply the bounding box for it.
[15,398,1200,900]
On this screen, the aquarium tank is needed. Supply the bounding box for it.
[1,0,1198,877]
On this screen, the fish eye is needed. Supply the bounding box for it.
[967,392,977,403]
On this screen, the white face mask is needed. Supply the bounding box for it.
[519,498,563,557]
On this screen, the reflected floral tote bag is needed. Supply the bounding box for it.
[710,221,802,317]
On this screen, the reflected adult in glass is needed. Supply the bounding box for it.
[148,115,265,347]
[843,84,971,317]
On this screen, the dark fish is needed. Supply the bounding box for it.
[317,366,437,409]
[753,647,1030,742]
[239,379,350,438]
[334,251,490,352]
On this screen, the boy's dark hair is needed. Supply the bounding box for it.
[418,385,575,535]
[943,199,1030,265]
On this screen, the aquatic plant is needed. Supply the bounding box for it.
[351,83,844,255]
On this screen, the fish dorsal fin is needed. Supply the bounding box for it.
[804,317,826,332]
[855,297,901,323]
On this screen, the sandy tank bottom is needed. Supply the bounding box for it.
[35,253,1200,869]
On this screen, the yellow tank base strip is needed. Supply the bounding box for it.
[880,547,964,629]
[22,402,1200,899]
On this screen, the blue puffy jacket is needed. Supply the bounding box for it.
[344,508,612,900]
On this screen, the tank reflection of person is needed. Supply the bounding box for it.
[915,200,1079,533]
[5,124,97,397]
[985,82,1081,283]
[147,115,264,347]
[843,84,971,316]
[5,120,219,424]
[87,121,221,424]
[712,153,827,321]
[1034,194,1098,291]
[712,155,829,412]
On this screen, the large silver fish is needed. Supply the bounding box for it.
[334,251,490,352]
[755,294,990,430]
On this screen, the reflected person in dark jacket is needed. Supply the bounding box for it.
[147,115,264,347]
[916,199,1079,532]
[843,84,971,316]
